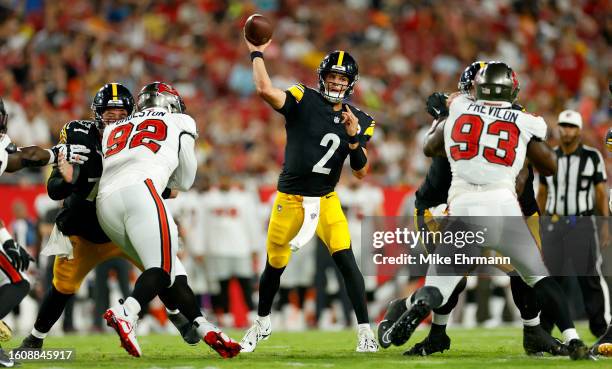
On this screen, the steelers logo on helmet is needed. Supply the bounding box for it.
[606,128,612,153]
[137,82,186,114]
[91,83,135,129]
[317,50,359,104]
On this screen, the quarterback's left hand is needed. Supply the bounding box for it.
[342,105,359,138]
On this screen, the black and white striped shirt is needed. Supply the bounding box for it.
[540,144,607,216]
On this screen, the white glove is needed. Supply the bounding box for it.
[50,144,90,165]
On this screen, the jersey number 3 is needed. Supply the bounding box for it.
[450,114,519,166]
[105,119,168,157]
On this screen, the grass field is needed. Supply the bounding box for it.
[3,326,608,369]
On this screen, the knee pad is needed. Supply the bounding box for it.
[268,254,290,269]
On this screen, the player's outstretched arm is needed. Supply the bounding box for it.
[245,36,286,110]
[526,138,556,176]
[423,118,446,157]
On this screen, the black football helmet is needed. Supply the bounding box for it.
[474,62,520,103]
[458,61,487,94]
[91,83,135,129]
[137,82,186,114]
[606,128,612,153]
[317,50,359,103]
[0,97,7,135]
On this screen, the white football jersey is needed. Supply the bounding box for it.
[444,94,546,194]
[98,108,197,197]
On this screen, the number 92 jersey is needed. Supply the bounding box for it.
[98,108,197,198]
[444,94,546,191]
[276,84,375,197]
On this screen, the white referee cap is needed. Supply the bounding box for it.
[557,109,582,129]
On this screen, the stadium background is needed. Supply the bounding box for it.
[0,0,610,338]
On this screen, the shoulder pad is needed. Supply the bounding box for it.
[176,114,198,138]
[286,83,306,103]
[59,120,96,144]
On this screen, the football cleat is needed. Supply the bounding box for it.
[0,321,11,342]
[567,339,595,360]
[591,324,612,356]
[104,305,142,357]
[388,300,432,347]
[377,298,408,349]
[0,347,14,368]
[17,334,43,350]
[404,331,451,356]
[240,317,271,353]
[593,343,612,356]
[523,325,568,356]
[167,312,200,345]
[356,326,379,352]
[203,330,241,359]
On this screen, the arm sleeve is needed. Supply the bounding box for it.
[167,133,197,191]
[47,167,73,200]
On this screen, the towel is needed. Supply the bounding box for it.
[289,196,321,252]
[42,224,74,259]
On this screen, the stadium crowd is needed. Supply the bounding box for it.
[0,0,610,333]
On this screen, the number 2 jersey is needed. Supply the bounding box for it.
[276,84,376,196]
[444,94,547,199]
[98,108,198,198]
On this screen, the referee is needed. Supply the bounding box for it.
[537,109,610,337]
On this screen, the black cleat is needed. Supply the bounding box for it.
[378,320,394,349]
[17,335,43,350]
[377,299,408,349]
[389,300,432,347]
[523,325,568,356]
[568,339,596,360]
[0,347,15,368]
[403,331,451,356]
[167,312,200,346]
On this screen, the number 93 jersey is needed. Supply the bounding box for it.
[276,84,375,197]
[444,94,546,192]
[98,108,197,198]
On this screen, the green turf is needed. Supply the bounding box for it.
[2,326,607,368]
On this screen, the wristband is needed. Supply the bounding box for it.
[348,134,358,144]
[46,149,55,165]
[0,228,12,245]
[349,145,367,171]
[250,51,264,61]
[161,188,172,199]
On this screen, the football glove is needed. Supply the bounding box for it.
[2,239,34,272]
[50,144,90,165]
[426,92,449,120]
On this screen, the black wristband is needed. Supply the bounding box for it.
[348,134,358,144]
[161,188,172,199]
[349,145,367,171]
[250,51,264,62]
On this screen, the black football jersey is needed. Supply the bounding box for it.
[275,84,375,196]
[48,120,109,243]
[414,157,452,211]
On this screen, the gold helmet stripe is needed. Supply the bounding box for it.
[336,51,344,66]
[111,83,118,101]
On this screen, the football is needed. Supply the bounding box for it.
[244,14,273,46]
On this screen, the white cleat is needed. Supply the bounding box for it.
[240,317,271,353]
[104,304,142,357]
[356,326,379,353]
